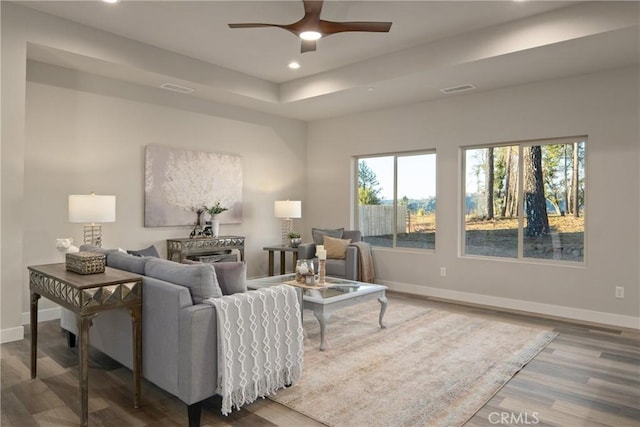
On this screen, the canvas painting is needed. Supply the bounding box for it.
[144,145,242,226]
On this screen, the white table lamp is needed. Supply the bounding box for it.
[69,193,116,247]
[274,200,301,246]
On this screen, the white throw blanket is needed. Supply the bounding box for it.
[204,285,304,415]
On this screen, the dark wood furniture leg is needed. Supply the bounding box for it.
[78,315,92,427]
[30,292,40,378]
[131,306,142,408]
[188,401,203,427]
[292,251,298,274]
[279,251,286,275]
[67,331,77,348]
[268,250,275,276]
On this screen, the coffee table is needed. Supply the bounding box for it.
[248,274,387,351]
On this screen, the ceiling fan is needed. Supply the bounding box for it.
[228,0,392,53]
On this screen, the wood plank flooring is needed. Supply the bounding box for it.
[2,293,638,426]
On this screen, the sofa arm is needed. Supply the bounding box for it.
[178,304,218,405]
[297,243,316,260]
[344,246,359,281]
[139,277,193,396]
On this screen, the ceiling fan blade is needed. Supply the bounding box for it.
[228,23,284,29]
[287,0,323,33]
[319,20,392,35]
[302,0,324,22]
[301,39,317,53]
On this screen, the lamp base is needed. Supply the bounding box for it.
[83,225,103,247]
[281,218,293,246]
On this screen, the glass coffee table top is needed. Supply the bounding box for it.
[247,273,385,303]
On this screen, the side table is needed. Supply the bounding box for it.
[263,245,299,276]
[28,263,143,427]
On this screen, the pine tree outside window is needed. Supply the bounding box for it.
[463,137,586,263]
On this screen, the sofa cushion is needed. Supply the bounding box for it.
[145,257,223,303]
[79,244,119,256]
[128,245,160,258]
[213,262,247,295]
[107,251,148,275]
[324,235,352,260]
[312,227,344,245]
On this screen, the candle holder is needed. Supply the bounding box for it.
[318,259,326,284]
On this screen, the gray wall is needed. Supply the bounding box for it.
[306,66,639,327]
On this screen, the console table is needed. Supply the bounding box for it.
[28,263,143,427]
[167,236,245,263]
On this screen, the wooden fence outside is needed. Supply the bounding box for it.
[358,205,408,236]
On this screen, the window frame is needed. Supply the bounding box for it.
[461,136,587,265]
[354,149,437,252]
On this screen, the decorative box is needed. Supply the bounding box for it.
[66,251,106,275]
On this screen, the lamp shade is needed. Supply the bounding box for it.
[274,200,301,219]
[68,194,116,223]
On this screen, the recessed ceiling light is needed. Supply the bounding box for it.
[103,0,120,3]
[288,61,300,70]
[367,87,375,91]
[440,84,476,94]
[300,31,322,41]
[160,83,194,94]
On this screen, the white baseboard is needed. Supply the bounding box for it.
[1,326,24,344]
[20,306,62,326]
[381,280,640,330]
[0,307,62,344]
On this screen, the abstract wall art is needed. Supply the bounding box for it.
[144,145,242,227]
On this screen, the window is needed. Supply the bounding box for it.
[463,137,585,263]
[356,152,436,250]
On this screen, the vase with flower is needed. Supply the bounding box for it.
[204,202,228,238]
[288,232,302,248]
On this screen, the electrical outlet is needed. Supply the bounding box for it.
[440,267,446,277]
[615,286,624,299]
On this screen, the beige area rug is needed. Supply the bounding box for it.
[270,300,557,427]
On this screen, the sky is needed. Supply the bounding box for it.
[361,154,436,200]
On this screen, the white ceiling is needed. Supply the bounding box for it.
[17,0,640,121]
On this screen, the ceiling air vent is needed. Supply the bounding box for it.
[440,84,475,95]
[160,83,194,94]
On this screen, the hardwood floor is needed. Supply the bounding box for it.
[2,294,638,426]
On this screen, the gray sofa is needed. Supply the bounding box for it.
[60,246,298,426]
[297,229,363,281]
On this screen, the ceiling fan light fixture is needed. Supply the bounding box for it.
[228,0,392,53]
[300,31,322,41]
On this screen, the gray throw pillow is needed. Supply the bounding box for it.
[312,227,344,245]
[107,252,147,275]
[213,262,247,295]
[145,257,223,303]
[127,245,160,258]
